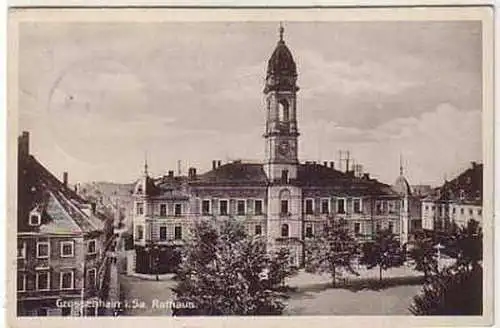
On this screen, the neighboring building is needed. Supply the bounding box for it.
[392,162,422,243]
[411,185,432,197]
[421,162,483,231]
[131,26,419,273]
[17,132,114,316]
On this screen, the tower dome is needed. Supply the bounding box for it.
[393,155,412,196]
[264,24,298,93]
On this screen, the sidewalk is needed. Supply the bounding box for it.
[128,272,176,281]
[104,259,121,315]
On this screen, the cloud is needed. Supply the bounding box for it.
[300,50,419,98]
[300,103,481,185]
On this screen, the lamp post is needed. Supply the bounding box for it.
[434,242,445,269]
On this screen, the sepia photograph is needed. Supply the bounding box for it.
[6,6,494,326]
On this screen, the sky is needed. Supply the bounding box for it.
[18,21,482,186]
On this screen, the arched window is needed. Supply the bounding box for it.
[278,99,289,122]
[281,224,289,237]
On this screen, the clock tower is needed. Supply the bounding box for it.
[264,24,300,183]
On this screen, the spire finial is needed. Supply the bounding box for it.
[144,151,149,176]
[279,22,284,41]
[399,153,404,176]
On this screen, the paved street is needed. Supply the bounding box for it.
[118,264,426,316]
[119,274,177,316]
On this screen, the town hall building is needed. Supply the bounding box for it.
[131,26,421,274]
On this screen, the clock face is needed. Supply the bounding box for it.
[278,141,290,157]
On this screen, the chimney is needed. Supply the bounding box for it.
[329,161,334,169]
[168,170,174,178]
[63,172,68,187]
[188,167,197,179]
[212,160,217,170]
[217,160,222,167]
[471,161,477,169]
[18,131,30,158]
[323,161,328,167]
[363,173,370,180]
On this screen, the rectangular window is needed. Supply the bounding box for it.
[389,222,394,233]
[237,200,246,215]
[17,273,26,291]
[60,241,74,258]
[60,271,74,290]
[305,199,314,215]
[460,208,464,215]
[136,202,144,216]
[280,200,289,215]
[281,169,289,183]
[174,204,182,216]
[376,202,382,214]
[160,204,167,216]
[87,240,96,255]
[254,200,263,215]
[376,223,381,232]
[174,226,182,240]
[36,242,49,259]
[478,209,482,216]
[87,268,96,288]
[321,199,329,214]
[353,198,362,213]
[425,205,429,211]
[305,224,313,238]
[17,241,26,259]
[29,213,41,226]
[159,226,167,241]
[136,225,144,241]
[255,225,262,236]
[337,199,345,214]
[202,200,211,215]
[219,200,228,216]
[354,222,361,234]
[469,208,473,215]
[452,207,456,214]
[36,271,50,291]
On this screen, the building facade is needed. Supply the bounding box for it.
[131,27,420,273]
[17,132,114,316]
[421,162,483,231]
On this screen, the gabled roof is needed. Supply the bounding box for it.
[424,162,482,205]
[18,154,106,234]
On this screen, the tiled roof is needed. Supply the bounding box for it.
[18,154,105,234]
[297,163,398,196]
[189,162,268,187]
[424,163,482,205]
[181,161,397,197]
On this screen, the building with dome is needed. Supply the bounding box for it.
[130,26,422,274]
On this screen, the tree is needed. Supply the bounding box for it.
[408,230,438,282]
[304,218,359,287]
[360,229,403,282]
[172,219,297,315]
[410,219,483,315]
[409,259,482,315]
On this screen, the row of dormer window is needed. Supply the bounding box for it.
[17,268,97,292]
[17,239,97,259]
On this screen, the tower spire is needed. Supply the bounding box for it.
[399,153,404,176]
[144,151,149,177]
[279,22,284,42]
